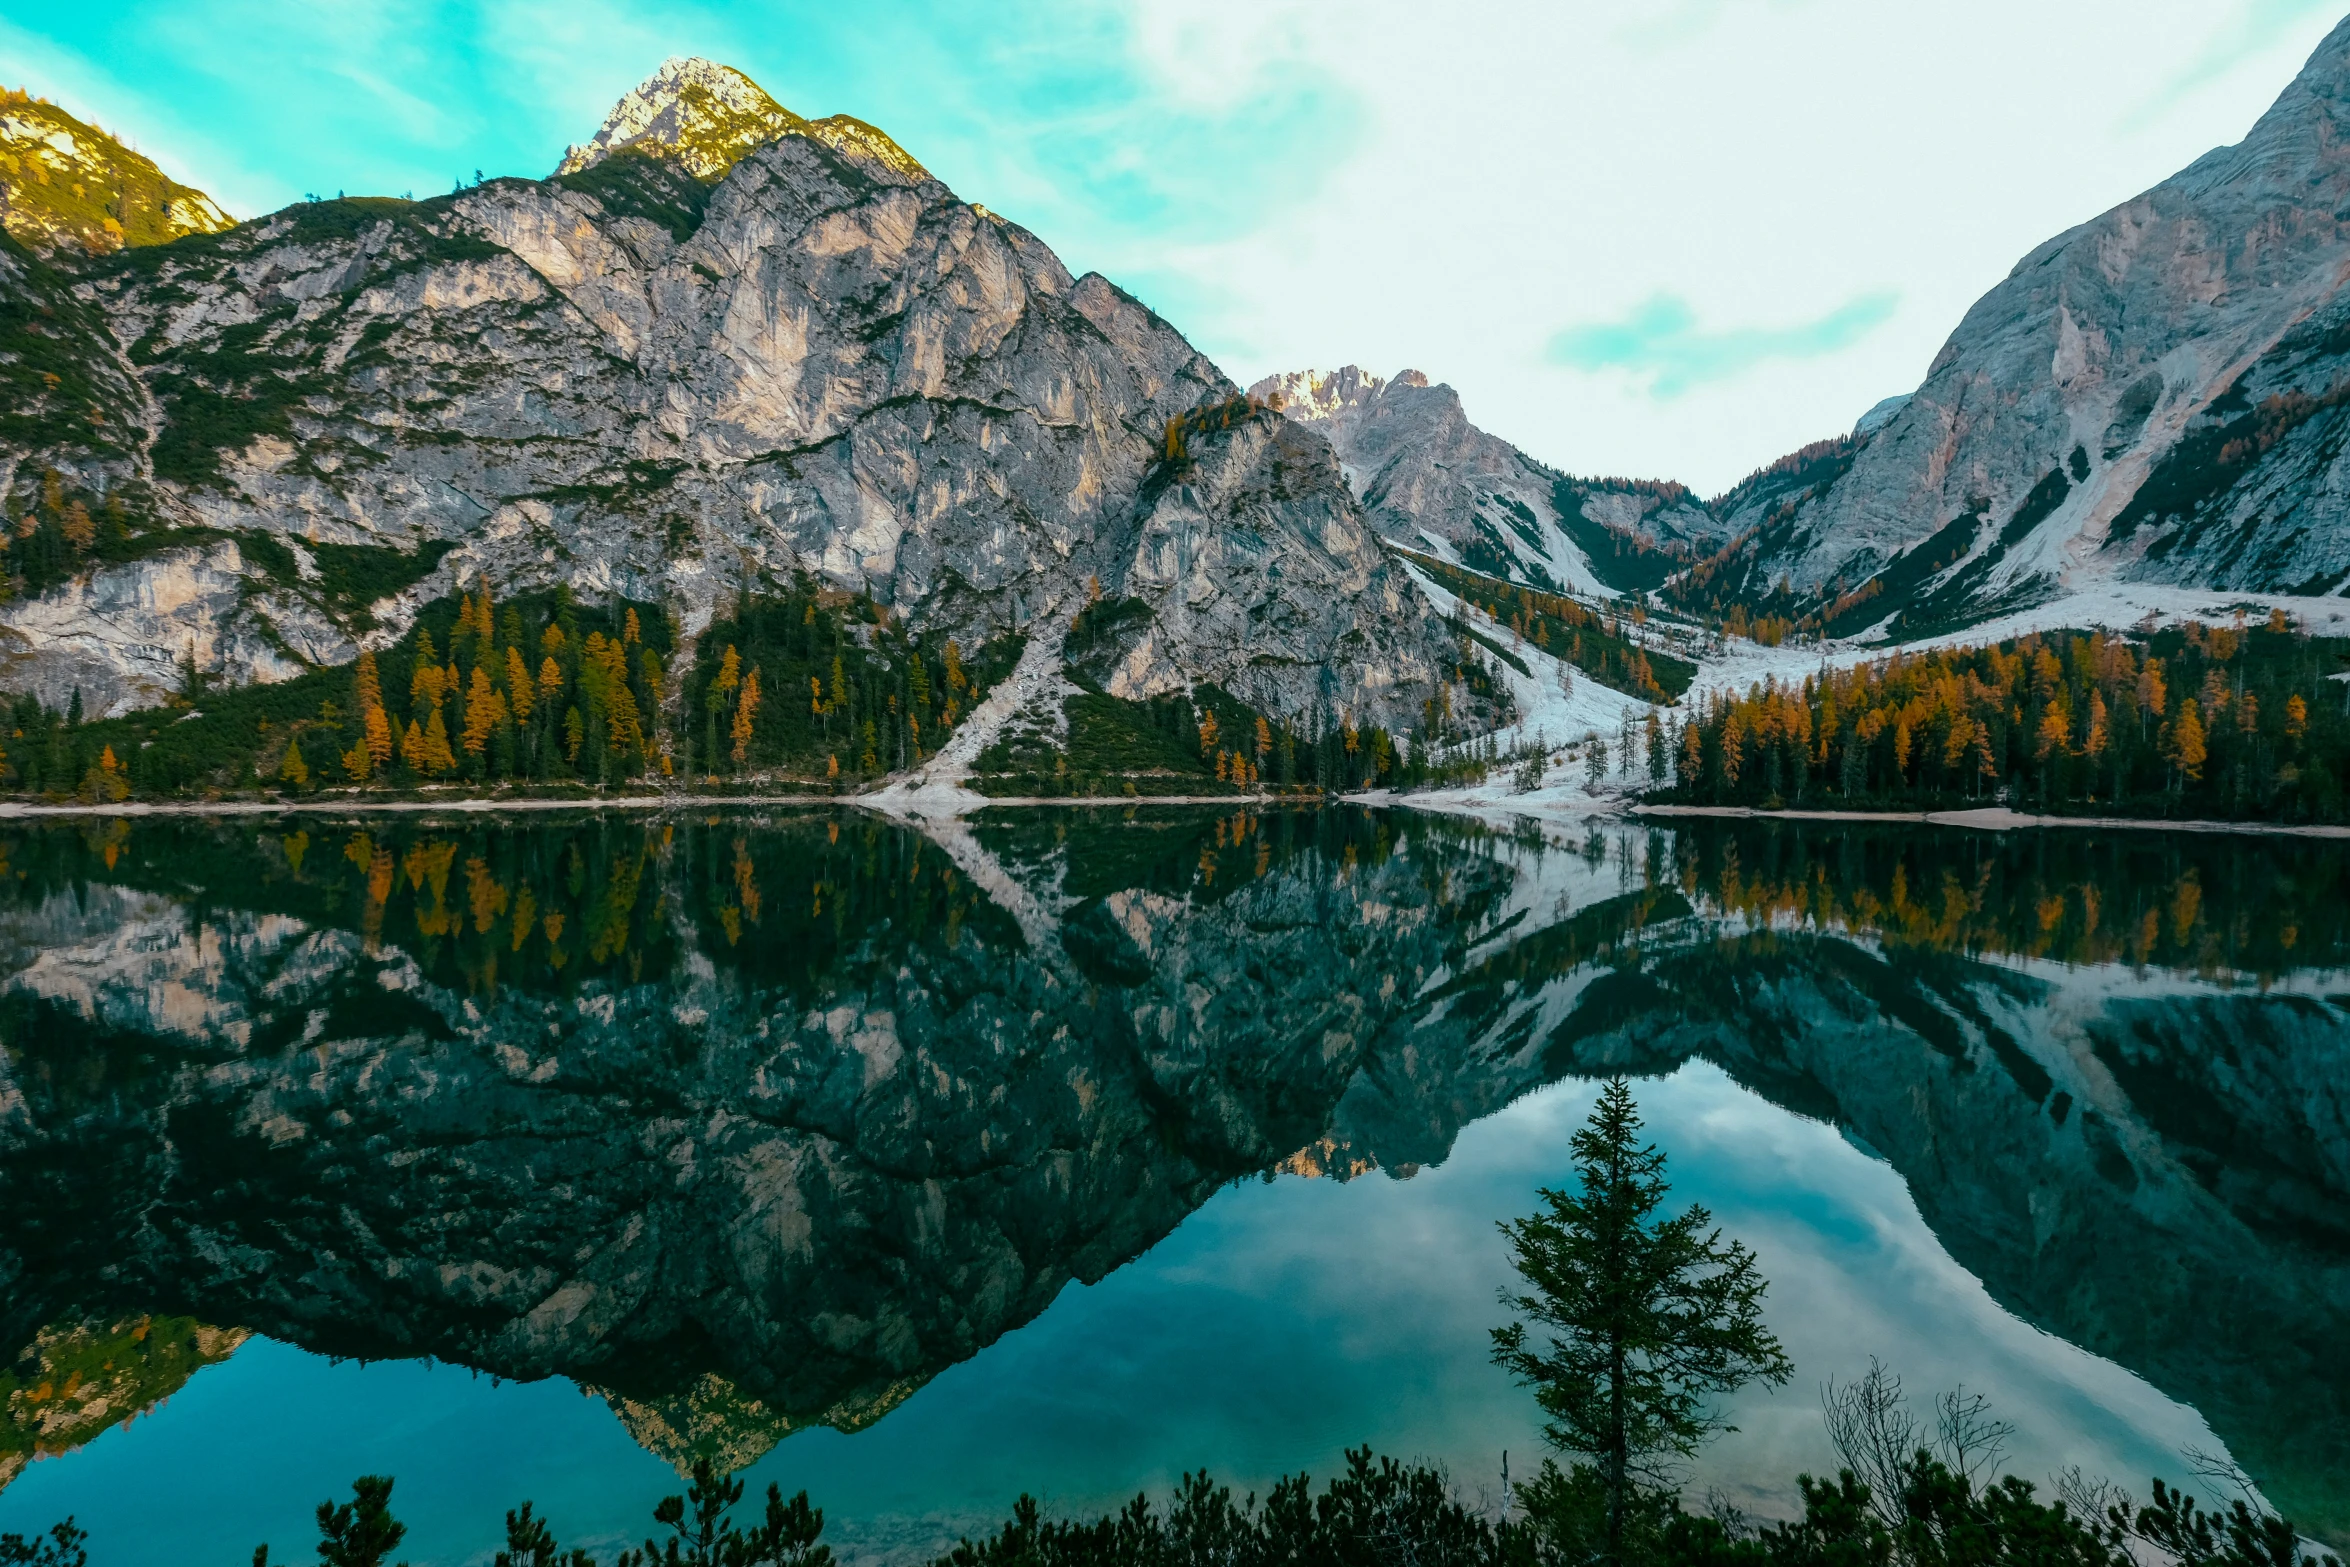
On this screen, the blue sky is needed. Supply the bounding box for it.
[3,1,2344,490]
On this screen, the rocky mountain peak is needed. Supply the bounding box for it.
[1249,364,1393,421]
[0,89,231,255]
[555,57,928,185]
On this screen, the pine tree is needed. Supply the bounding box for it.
[1492,1079,1791,1564]
[612,1459,832,1567]
[314,1476,405,1567]
[493,1501,591,1567]
[278,736,309,789]
[710,645,742,771]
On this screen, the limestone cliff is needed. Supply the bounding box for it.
[1736,15,2350,633]
[0,61,1458,732]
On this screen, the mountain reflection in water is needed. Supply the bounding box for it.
[0,808,2341,1551]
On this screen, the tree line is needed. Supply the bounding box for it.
[680,580,1020,783]
[1,583,679,798]
[1658,616,2350,820]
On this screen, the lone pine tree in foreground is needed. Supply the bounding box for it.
[1493,1077,1792,1565]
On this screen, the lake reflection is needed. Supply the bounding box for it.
[0,808,2342,1562]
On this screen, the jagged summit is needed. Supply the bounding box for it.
[1251,365,1426,421]
[556,56,928,184]
[0,89,231,255]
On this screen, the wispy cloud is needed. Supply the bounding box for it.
[2117,0,2336,132]
[907,4,1368,251]
[1545,291,1899,399]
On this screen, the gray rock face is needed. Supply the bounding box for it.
[1100,411,1469,721]
[1250,364,1727,597]
[1250,365,1590,591]
[0,64,1456,730]
[1746,16,2350,629]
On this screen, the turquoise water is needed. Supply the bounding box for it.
[0,810,2341,1561]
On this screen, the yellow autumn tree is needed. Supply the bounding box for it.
[506,646,534,722]
[731,666,762,765]
[2169,698,2207,783]
[420,706,458,775]
[84,744,130,802]
[460,665,506,758]
[348,647,392,768]
[410,630,443,709]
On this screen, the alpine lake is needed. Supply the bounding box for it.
[0,804,2341,1564]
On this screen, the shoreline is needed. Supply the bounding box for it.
[0,793,825,819]
[4,790,2347,840]
[0,789,1294,821]
[1625,802,2350,840]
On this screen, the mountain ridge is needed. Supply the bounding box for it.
[0,61,1477,746]
[555,56,930,185]
[0,88,232,256]
[1693,13,2350,638]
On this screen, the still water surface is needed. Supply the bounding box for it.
[0,808,2340,1562]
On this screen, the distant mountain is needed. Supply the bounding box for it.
[0,59,1470,734]
[1251,364,1729,597]
[0,89,231,255]
[1721,14,2350,636]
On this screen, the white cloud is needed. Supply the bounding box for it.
[1113,0,2348,493]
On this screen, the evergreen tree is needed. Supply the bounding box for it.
[1492,1078,1791,1564]
[0,1519,87,1567]
[614,1458,832,1567]
[493,1502,591,1567]
[314,1476,406,1567]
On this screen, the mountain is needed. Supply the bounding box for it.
[0,89,232,256]
[556,55,929,184]
[0,59,1466,734]
[1724,15,2350,636]
[1251,364,1727,596]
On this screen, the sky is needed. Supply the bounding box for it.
[4,0,2345,493]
